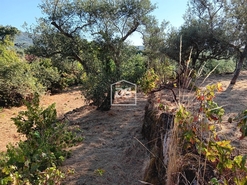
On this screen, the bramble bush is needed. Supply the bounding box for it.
[0,93,83,184]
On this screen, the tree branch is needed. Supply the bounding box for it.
[51,21,74,39]
[120,21,140,42]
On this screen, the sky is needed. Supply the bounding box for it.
[0,0,188,45]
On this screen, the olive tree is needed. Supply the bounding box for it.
[223,0,247,84]
[165,0,232,72]
[28,0,155,110]
[0,25,19,42]
[179,0,247,84]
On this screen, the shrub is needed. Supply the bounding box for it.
[30,58,61,93]
[52,59,84,87]
[0,93,83,184]
[138,68,159,94]
[151,58,176,84]
[200,59,235,75]
[0,35,43,107]
[81,72,112,107]
[0,61,44,107]
[120,54,147,83]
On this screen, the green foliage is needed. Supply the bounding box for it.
[30,58,61,92]
[0,60,44,107]
[52,59,84,87]
[0,26,19,44]
[82,71,113,107]
[28,0,156,110]
[120,54,147,83]
[231,109,247,140]
[0,46,19,64]
[200,59,236,75]
[175,83,247,183]
[1,32,83,106]
[37,166,65,184]
[138,68,159,94]
[0,93,83,184]
[0,30,44,107]
[150,58,176,84]
[80,45,143,109]
[30,57,85,93]
[94,168,105,176]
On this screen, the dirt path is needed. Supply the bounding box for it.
[61,93,148,185]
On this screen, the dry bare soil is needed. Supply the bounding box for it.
[0,71,247,184]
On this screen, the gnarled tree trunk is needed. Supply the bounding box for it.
[231,45,247,84]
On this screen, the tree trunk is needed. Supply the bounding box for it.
[97,89,114,111]
[231,45,247,84]
[230,59,243,84]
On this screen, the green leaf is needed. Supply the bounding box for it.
[234,155,244,168]
[234,155,247,169]
[210,177,220,185]
[205,149,217,162]
[33,131,40,138]
[224,159,233,169]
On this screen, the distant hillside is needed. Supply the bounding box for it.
[14,32,33,48]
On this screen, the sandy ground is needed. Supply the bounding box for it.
[0,86,86,151]
[0,86,149,185]
[197,71,247,155]
[0,71,247,184]
[61,94,148,185]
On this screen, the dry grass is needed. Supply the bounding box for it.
[165,69,247,184]
[166,122,181,184]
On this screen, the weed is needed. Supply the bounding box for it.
[94,168,105,176]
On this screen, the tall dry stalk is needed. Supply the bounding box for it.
[166,36,184,184]
[166,120,181,184]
